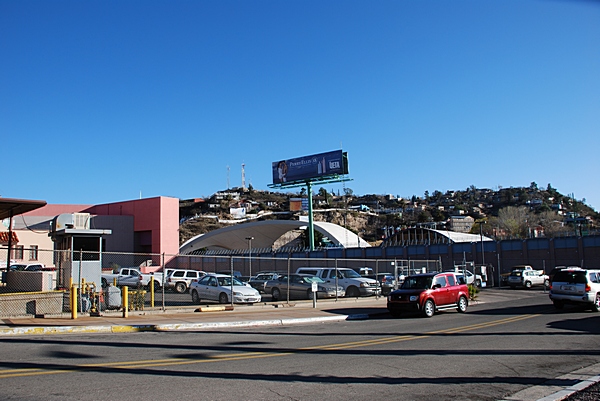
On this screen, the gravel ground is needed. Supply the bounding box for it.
[562,380,600,401]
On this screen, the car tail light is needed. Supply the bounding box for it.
[585,283,591,293]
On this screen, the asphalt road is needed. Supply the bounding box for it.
[0,289,598,401]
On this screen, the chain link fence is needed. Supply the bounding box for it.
[0,246,443,317]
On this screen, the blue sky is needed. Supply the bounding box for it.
[2,1,599,210]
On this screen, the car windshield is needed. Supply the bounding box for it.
[217,277,244,286]
[304,276,325,283]
[9,264,27,271]
[401,276,433,290]
[340,270,361,278]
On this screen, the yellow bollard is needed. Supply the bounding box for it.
[122,286,128,318]
[71,285,78,319]
[150,278,155,308]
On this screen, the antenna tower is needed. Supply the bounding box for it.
[241,163,246,190]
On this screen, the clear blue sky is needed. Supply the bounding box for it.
[2,1,599,210]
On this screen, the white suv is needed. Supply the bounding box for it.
[166,269,206,293]
[549,268,600,311]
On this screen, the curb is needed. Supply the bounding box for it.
[0,313,371,336]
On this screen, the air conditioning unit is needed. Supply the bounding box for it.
[52,213,91,231]
[73,213,90,229]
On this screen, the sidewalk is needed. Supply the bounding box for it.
[0,296,389,336]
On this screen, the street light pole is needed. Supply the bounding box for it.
[245,236,254,278]
[479,221,486,267]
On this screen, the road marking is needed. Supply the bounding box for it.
[0,313,541,379]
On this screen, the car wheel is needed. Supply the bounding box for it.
[191,290,201,304]
[175,282,187,294]
[544,279,550,287]
[553,300,564,309]
[422,299,435,318]
[591,294,600,312]
[218,292,228,304]
[346,286,360,298]
[101,278,108,287]
[307,289,315,300]
[525,281,532,289]
[271,288,281,301]
[457,296,468,313]
[475,279,481,288]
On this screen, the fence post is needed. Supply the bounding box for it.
[122,286,128,318]
[150,276,154,308]
[162,253,166,312]
[71,285,78,319]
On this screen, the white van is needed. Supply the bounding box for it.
[295,267,380,297]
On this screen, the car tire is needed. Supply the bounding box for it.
[271,288,281,301]
[457,296,468,313]
[475,279,481,288]
[544,279,550,287]
[175,282,187,294]
[525,281,532,289]
[346,286,360,298]
[218,292,228,304]
[389,310,401,318]
[191,290,201,304]
[101,278,108,287]
[422,299,435,318]
[553,300,564,309]
[307,289,315,300]
[591,294,600,312]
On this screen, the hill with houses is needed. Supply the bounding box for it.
[179,182,599,247]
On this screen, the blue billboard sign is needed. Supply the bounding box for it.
[272,150,348,185]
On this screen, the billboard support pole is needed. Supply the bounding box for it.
[307,181,315,251]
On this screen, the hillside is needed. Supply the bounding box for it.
[179,182,599,246]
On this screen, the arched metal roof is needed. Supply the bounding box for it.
[384,227,493,246]
[179,220,370,254]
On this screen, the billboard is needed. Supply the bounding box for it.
[272,150,348,185]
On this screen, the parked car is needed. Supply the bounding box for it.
[8,263,47,271]
[295,267,379,297]
[264,274,345,301]
[248,272,281,293]
[448,270,482,287]
[165,269,206,293]
[189,273,261,304]
[549,268,600,311]
[548,266,579,283]
[508,269,549,289]
[387,272,469,318]
[101,267,163,290]
[379,273,404,296]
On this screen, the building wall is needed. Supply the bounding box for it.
[86,196,179,256]
[2,197,179,268]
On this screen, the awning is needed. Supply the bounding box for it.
[0,198,47,220]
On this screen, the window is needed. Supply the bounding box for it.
[433,276,447,288]
[447,275,456,286]
[13,245,24,260]
[29,245,39,261]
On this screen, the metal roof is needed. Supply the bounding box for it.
[179,220,370,253]
[0,198,47,220]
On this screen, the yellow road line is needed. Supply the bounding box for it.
[0,313,541,379]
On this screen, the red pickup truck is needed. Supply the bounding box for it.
[387,272,469,318]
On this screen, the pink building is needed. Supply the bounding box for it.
[4,197,179,272]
